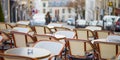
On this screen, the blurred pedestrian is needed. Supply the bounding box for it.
[45,12,51,25]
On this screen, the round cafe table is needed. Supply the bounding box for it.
[54,31,75,39]
[4,47,51,59]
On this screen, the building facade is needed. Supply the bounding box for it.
[33,0,75,22]
[95,0,120,20]
[1,0,10,22]
[1,0,32,22]
[2,0,120,22]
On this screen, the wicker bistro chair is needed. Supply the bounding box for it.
[34,26,52,35]
[16,24,33,31]
[53,31,76,59]
[34,34,58,41]
[94,41,120,60]
[0,53,38,60]
[11,31,36,47]
[85,26,102,31]
[15,24,35,37]
[54,31,76,39]
[16,24,28,28]
[118,43,120,54]
[0,22,14,31]
[0,31,12,51]
[0,31,12,42]
[66,38,95,60]
[33,40,65,60]
[73,28,95,40]
[94,30,112,39]
[6,23,13,29]
[54,30,76,47]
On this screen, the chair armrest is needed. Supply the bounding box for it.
[28,31,35,36]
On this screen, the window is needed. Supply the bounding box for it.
[43,3,46,7]
[68,8,71,13]
[43,9,46,13]
[119,4,120,8]
[49,9,52,13]
[62,9,65,13]
[62,16,65,21]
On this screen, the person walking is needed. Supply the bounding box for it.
[45,12,51,25]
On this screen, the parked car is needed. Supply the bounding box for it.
[89,20,98,26]
[51,17,57,22]
[76,19,88,28]
[103,15,115,30]
[103,15,120,31]
[96,20,103,26]
[67,18,75,25]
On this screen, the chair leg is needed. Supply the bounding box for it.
[62,47,68,60]
[9,40,12,48]
[0,57,4,60]
[1,45,4,53]
[64,48,68,60]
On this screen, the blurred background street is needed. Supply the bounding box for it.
[0,0,120,32]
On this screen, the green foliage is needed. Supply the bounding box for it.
[0,2,4,22]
